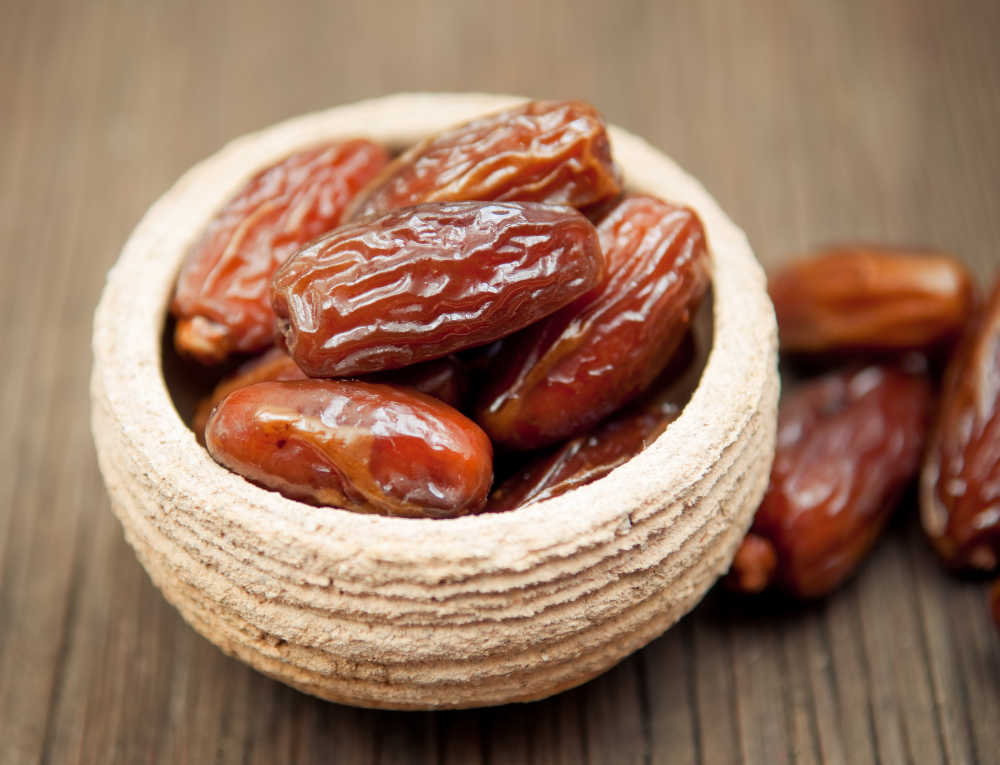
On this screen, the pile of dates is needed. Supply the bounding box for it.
[172,101,710,520]
[726,245,1000,631]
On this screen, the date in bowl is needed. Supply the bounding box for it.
[90,93,778,709]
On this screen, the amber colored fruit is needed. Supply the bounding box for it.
[272,201,604,378]
[475,194,710,451]
[486,396,680,512]
[345,100,620,221]
[205,380,493,518]
[921,277,1000,572]
[732,365,932,598]
[171,139,389,363]
[769,246,975,356]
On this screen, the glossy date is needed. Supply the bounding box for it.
[172,139,389,363]
[921,277,1000,571]
[345,100,620,221]
[768,246,974,356]
[486,396,681,512]
[272,201,605,377]
[728,365,932,598]
[475,194,709,450]
[205,380,493,518]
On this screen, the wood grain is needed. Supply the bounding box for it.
[1,0,997,762]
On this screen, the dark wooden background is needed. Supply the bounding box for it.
[2,0,998,762]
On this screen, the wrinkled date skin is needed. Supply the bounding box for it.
[345,100,620,221]
[486,397,680,512]
[205,380,493,518]
[921,278,1000,571]
[769,246,974,356]
[728,365,932,598]
[172,139,389,363]
[192,348,467,439]
[475,194,709,450]
[272,201,604,377]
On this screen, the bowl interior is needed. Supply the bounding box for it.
[159,129,717,497]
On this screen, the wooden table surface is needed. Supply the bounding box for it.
[2,0,998,762]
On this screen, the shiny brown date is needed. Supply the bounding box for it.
[486,397,680,512]
[192,349,468,440]
[727,365,932,598]
[205,380,492,518]
[921,277,1000,571]
[172,139,389,364]
[345,100,620,221]
[475,194,709,450]
[272,201,604,377]
[769,246,974,356]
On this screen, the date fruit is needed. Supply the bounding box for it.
[486,397,680,512]
[272,201,604,377]
[921,277,1000,571]
[345,100,620,220]
[769,246,974,356]
[727,365,932,598]
[205,380,492,518]
[475,194,709,450]
[172,139,389,363]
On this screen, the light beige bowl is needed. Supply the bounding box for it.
[91,93,778,710]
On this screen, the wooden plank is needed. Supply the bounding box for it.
[645,622,700,765]
[0,0,998,763]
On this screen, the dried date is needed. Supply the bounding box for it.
[172,139,389,363]
[475,194,709,450]
[727,365,932,598]
[345,100,620,221]
[921,277,1000,571]
[272,201,604,377]
[769,246,974,356]
[486,397,680,512]
[205,380,492,518]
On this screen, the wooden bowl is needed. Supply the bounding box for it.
[91,93,778,710]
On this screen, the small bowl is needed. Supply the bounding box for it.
[91,93,778,710]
